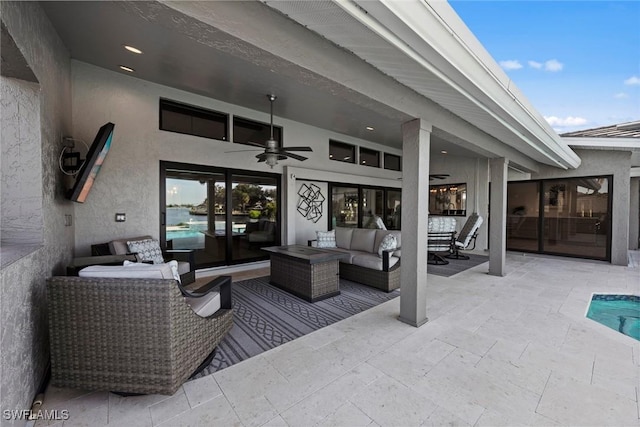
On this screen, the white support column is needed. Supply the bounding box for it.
[398,118,431,327]
[489,157,508,276]
[629,177,639,250]
[283,166,296,245]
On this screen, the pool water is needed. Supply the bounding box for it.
[586,294,640,341]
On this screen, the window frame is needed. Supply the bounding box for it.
[159,98,229,141]
[384,153,402,171]
[232,115,282,147]
[329,140,356,164]
[359,147,381,168]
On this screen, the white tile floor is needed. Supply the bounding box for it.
[36,252,640,426]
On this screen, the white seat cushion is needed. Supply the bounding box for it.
[352,253,399,271]
[79,261,177,280]
[185,292,221,318]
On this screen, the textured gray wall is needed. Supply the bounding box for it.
[530,149,631,265]
[0,2,72,423]
[1,77,43,245]
[70,61,402,255]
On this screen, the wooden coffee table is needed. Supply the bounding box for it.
[262,245,348,302]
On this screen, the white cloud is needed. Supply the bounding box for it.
[499,60,523,71]
[544,59,563,72]
[528,60,542,69]
[614,92,629,99]
[544,116,588,127]
[624,76,640,85]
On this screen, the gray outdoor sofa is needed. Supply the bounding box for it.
[309,227,401,292]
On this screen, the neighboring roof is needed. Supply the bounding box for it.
[560,121,640,138]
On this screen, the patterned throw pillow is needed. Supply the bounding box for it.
[377,234,397,257]
[316,230,336,248]
[127,239,165,264]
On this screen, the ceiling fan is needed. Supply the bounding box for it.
[227,94,312,168]
[429,174,449,180]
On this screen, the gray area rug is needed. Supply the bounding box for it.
[427,253,489,277]
[194,276,400,377]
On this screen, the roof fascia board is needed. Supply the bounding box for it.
[161,0,531,162]
[343,0,579,169]
[563,137,640,150]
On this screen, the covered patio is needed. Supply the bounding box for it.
[37,251,640,426]
[2,1,637,425]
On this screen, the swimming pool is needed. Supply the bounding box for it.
[586,294,639,341]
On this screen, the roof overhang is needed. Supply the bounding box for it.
[263,0,580,170]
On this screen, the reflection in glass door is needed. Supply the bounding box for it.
[506,181,540,252]
[230,174,278,262]
[386,190,402,230]
[165,170,226,266]
[362,188,384,228]
[332,186,359,228]
[542,177,610,259]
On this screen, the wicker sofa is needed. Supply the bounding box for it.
[310,227,401,292]
[47,273,233,395]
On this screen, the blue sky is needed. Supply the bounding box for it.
[449,1,640,133]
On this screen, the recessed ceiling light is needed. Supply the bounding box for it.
[123,45,143,54]
[365,126,374,131]
[329,154,334,158]
[119,65,135,73]
[441,150,448,154]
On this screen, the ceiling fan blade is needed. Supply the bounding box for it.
[225,149,262,153]
[244,141,267,148]
[282,152,308,162]
[281,146,313,152]
[256,153,267,160]
[429,174,449,180]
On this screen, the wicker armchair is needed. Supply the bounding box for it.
[46,275,233,395]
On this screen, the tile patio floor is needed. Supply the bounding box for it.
[36,252,639,426]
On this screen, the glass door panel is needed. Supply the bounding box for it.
[506,181,540,252]
[362,188,384,228]
[332,186,359,228]
[165,171,226,267]
[542,177,609,259]
[386,190,402,230]
[230,174,278,262]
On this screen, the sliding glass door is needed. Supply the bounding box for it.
[506,176,611,261]
[542,177,610,259]
[161,162,280,269]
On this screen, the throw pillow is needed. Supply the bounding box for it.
[127,238,165,264]
[316,230,337,248]
[377,234,397,257]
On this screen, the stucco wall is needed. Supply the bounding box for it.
[529,149,631,265]
[0,2,72,423]
[70,61,402,256]
[629,177,639,250]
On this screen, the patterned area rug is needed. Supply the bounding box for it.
[427,253,489,277]
[194,276,399,377]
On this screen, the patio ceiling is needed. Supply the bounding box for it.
[39,1,577,167]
